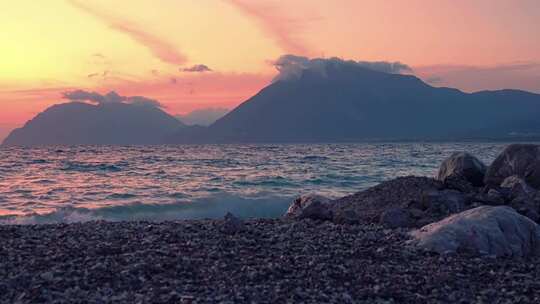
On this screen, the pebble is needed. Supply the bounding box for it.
[1,219,539,303]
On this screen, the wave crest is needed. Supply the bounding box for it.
[0,194,293,225]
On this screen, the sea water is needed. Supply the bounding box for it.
[0,143,520,224]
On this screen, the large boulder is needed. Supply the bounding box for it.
[410,206,540,257]
[332,176,443,224]
[285,194,333,221]
[405,189,471,227]
[484,144,540,189]
[437,152,487,187]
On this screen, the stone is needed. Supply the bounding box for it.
[485,144,540,189]
[408,208,425,219]
[219,212,245,234]
[509,196,540,223]
[411,206,540,257]
[500,175,537,200]
[332,176,443,224]
[442,174,476,193]
[285,194,334,221]
[485,189,505,205]
[437,152,487,187]
[379,207,411,228]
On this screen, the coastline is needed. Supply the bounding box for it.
[3,143,540,303]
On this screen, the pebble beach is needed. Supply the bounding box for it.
[2,219,540,303]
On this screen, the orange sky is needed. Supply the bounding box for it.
[1,0,539,133]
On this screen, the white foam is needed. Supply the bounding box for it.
[0,194,292,225]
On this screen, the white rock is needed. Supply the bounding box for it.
[410,206,540,257]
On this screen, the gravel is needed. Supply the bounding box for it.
[2,219,540,303]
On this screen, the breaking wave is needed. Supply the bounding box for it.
[0,194,293,225]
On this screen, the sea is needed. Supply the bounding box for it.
[0,143,525,224]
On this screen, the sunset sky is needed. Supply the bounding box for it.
[1,0,540,138]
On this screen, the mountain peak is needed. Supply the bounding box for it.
[171,63,540,143]
[3,101,183,146]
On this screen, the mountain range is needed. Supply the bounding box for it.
[3,58,540,146]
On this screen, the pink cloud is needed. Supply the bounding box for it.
[69,0,187,65]
[226,0,313,55]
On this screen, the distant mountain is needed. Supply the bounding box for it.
[6,58,540,146]
[0,124,16,144]
[176,108,229,126]
[3,102,183,146]
[171,59,540,143]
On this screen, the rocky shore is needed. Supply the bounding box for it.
[2,143,540,303]
[2,219,540,303]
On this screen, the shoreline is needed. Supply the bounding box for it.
[3,143,540,302]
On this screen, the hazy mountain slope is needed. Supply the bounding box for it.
[176,108,229,126]
[3,102,184,146]
[171,63,540,143]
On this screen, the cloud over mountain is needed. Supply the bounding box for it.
[62,90,164,108]
[272,55,413,82]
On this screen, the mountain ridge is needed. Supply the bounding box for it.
[4,61,540,146]
[170,63,540,143]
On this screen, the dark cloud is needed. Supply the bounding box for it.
[272,54,413,82]
[63,90,110,104]
[181,64,213,73]
[62,90,163,108]
[87,70,109,79]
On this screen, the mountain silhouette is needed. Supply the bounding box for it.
[3,102,183,146]
[5,60,540,146]
[171,61,540,143]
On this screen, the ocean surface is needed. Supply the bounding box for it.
[0,143,525,224]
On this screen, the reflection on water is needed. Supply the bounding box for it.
[0,143,524,223]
